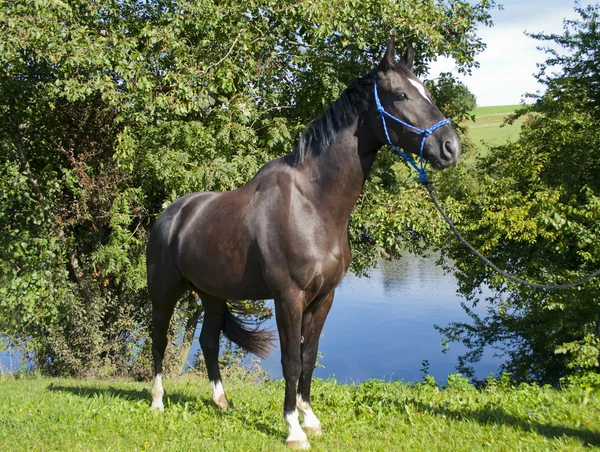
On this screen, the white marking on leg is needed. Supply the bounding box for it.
[285,409,310,449]
[211,380,225,399]
[211,379,229,410]
[297,394,322,435]
[408,78,432,104]
[150,373,164,411]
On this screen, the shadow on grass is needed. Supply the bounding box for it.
[46,383,284,439]
[47,383,201,409]
[228,405,284,439]
[412,400,600,448]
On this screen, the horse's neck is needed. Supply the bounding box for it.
[299,121,380,225]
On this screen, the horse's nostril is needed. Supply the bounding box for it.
[443,140,458,161]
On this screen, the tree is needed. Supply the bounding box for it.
[428,73,477,130]
[0,0,496,377]
[437,3,600,385]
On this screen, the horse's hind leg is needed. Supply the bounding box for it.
[297,290,334,436]
[148,264,187,411]
[198,292,230,410]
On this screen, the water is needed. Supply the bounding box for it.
[249,253,502,384]
[0,347,20,373]
[1,252,503,383]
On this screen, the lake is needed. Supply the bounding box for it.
[1,252,503,383]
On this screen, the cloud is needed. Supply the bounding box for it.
[428,3,592,106]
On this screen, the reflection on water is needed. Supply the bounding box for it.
[256,252,502,384]
[379,252,453,296]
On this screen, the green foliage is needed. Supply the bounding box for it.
[0,376,598,450]
[427,73,477,133]
[437,4,600,385]
[556,334,600,370]
[0,0,497,376]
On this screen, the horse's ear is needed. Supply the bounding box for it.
[402,43,415,70]
[378,39,396,72]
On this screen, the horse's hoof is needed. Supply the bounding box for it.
[214,395,231,411]
[302,423,322,436]
[150,402,164,412]
[286,438,311,450]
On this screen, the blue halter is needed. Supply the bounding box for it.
[373,78,451,183]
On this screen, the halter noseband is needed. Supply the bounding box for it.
[373,77,451,183]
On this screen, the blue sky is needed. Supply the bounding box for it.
[428,1,596,106]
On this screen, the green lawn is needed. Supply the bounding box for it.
[467,104,524,152]
[1,375,598,451]
[472,105,522,116]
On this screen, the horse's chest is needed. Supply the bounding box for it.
[287,234,350,296]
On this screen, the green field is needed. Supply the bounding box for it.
[1,375,598,451]
[468,104,524,151]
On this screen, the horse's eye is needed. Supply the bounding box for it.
[394,92,408,101]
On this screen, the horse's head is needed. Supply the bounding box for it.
[372,41,461,170]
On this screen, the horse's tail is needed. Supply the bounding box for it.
[223,305,276,359]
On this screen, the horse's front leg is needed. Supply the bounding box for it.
[275,290,310,450]
[297,290,334,436]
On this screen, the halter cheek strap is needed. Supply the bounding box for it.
[373,78,451,183]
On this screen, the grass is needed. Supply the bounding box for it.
[0,374,598,451]
[467,104,524,152]
[472,105,521,116]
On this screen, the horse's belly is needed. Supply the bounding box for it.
[179,244,272,300]
[194,281,273,301]
[172,202,273,300]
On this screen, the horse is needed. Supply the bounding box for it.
[146,40,461,449]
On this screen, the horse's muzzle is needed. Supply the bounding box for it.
[428,134,461,169]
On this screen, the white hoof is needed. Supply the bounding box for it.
[151,373,164,411]
[213,394,230,411]
[150,400,164,411]
[286,438,311,450]
[296,395,322,436]
[301,422,322,436]
[285,409,310,449]
[211,380,230,411]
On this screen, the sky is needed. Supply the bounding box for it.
[428,0,596,106]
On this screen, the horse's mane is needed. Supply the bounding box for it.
[291,71,376,165]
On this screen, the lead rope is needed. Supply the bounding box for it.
[373,79,600,290]
[423,182,600,290]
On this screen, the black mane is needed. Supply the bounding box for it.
[292,72,375,165]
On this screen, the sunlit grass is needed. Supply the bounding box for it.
[467,104,524,153]
[472,105,522,116]
[0,374,598,451]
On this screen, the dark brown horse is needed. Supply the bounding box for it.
[147,40,460,449]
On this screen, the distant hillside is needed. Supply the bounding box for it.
[468,105,524,152]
